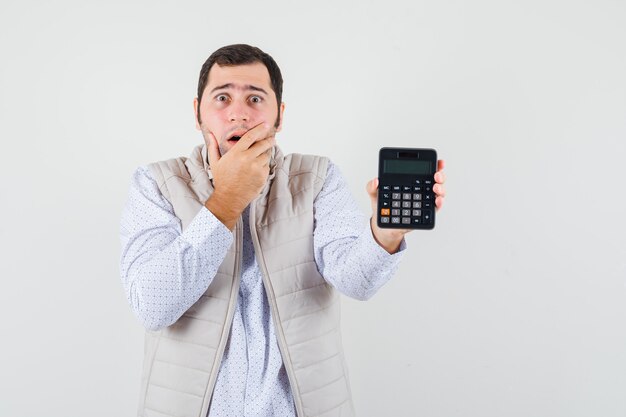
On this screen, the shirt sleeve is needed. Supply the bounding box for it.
[119,166,234,331]
[313,161,407,301]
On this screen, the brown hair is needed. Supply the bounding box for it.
[196,44,283,126]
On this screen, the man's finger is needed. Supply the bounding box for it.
[253,144,274,164]
[207,132,221,166]
[249,136,276,158]
[260,147,273,167]
[236,122,275,150]
[433,183,446,197]
[435,196,444,211]
[437,159,445,171]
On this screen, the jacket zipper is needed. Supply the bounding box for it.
[200,216,243,417]
[249,201,304,417]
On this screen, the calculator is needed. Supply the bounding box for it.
[377,147,437,230]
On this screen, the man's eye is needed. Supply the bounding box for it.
[216,95,228,102]
[250,96,262,103]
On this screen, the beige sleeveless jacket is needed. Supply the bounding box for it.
[138,144,355,417]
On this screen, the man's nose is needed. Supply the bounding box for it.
[228,101,250,122]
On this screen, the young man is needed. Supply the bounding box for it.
[120,44,446,417]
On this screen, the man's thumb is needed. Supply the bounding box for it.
[366,177,379,197]
[207,132,221,166]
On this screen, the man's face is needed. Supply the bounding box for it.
[194,62,284,155]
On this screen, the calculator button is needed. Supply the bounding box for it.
[382,193,391,199]
[402,209,411,216]
[412,217,421,224]
[424,193,432,201]
[382,185,391,191]
[382,200,390,207]
[380,208,390,216]
[380,216,390,224]
[401,217,411,224]
[403,186,412,192]
[392,186,401,191]
[414,179,422,185]
[402,201,411,208]
[412,209,421,216]
[423,201,433,209]
[413,202,422,209]
[424,179,433,186]
[391,201,401,208]
[392,193,401,200]
[413,193,422,200]
[402,193,411,200]
[423,210,432,224]
[391,217,401,224]
[413,186,422,192]
[391,209,400,216]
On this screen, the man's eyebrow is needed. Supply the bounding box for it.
[210,83,269,95]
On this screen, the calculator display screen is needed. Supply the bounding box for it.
[383,159,432,175]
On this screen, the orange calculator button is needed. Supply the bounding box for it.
[380,208,390,216]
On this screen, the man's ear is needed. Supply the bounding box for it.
[193,97,201,130]
[276,102,285,132]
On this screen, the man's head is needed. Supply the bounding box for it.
[194,44,284,155]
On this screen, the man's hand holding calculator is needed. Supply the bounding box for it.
[367,159,446,254]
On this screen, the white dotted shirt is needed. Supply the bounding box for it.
[120,160,406,417]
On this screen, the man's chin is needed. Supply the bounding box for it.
[218,141,234,156]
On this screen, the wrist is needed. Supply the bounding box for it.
[205,191,242,230]
[370,217,404,254]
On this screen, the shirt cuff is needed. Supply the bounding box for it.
[180,205,234,250]
[356,221,407,273]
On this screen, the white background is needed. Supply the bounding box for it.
[1,1,625,416]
